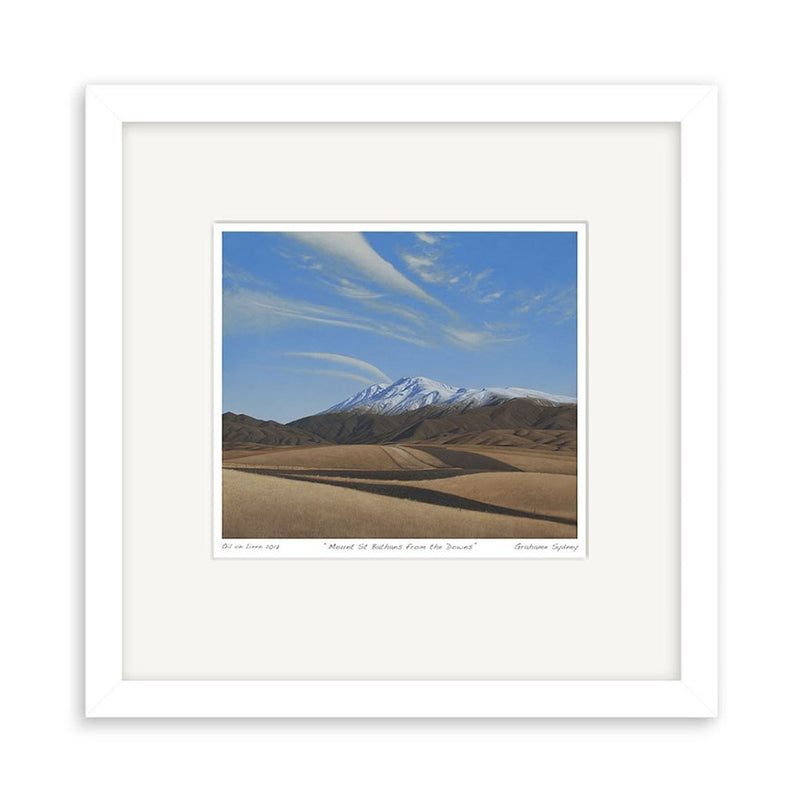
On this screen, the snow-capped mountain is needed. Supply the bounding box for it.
[321,376,576,415]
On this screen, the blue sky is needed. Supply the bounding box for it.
[223,230,578,422]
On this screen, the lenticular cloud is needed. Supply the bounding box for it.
[284,232,447,310]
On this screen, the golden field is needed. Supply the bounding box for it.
[222,442,577,539]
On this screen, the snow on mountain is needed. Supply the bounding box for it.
[324,381,390,411]
[321,376,576,415]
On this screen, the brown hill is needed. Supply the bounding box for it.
[222,412,330,446]
[418,428,577,451]
[289,398,576,447]
[222,399,577,448]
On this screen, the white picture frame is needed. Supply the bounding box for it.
[86,84,717,718]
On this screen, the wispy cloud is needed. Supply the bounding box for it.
[225,259,528,352]
[399,248,489,291]
[402,254,435,269]
[324,277,384,301]
[284,232,447,310]
[464,268,493,292]
[545,285,578,322]
[443,326,526,349]
[512,285,576,322]
[224,287,430,346]
[272,234,576,346]
[223,261,271,288]
[398,236,504,305]
[361,298,429,329]
[286,352,391,383]
[477,290,503,304]
[399,252,454,285]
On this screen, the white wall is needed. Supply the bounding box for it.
[1,2,796,798]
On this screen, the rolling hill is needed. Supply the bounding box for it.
[291,397,576,448]
[221,412,330,446]
[223,377,577,450]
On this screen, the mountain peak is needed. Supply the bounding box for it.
[321,376,575,415]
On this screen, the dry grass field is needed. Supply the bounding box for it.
[222,441,577,539]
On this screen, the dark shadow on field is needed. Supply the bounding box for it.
[409,446,523,471]
[227,467,575,526]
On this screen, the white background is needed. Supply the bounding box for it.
[1,1,796,798]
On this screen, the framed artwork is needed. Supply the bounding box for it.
[86,84,717,717]
[215,221,586,559]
